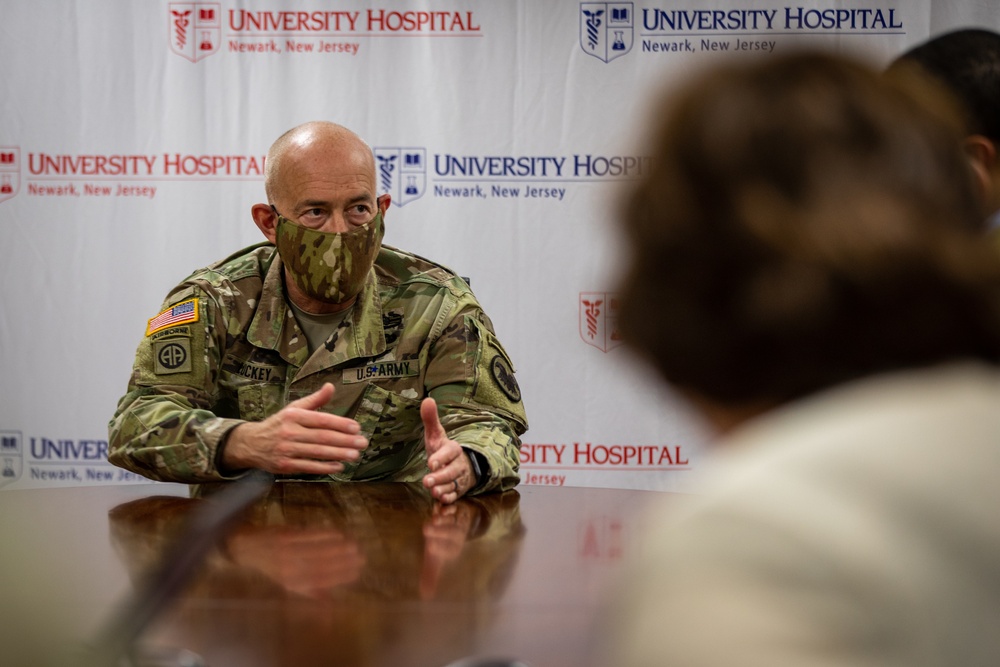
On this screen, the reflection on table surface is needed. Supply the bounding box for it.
[0,482,667,667]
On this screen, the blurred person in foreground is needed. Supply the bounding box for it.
[890,28,1000,230]
[108,122,527,503]
[601,51,1000,666]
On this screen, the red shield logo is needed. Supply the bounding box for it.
[0,147,20,204]
[168,3,221,62]
[579,292,623,352]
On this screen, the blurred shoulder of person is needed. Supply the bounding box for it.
[601,49,1000,667]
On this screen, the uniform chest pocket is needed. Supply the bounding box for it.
[348,383,424,480]
[237,383,285,421]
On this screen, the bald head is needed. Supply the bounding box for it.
[264,122,375,202]
[251,120,389,249]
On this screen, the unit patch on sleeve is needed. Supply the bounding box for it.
[146,299,199,336]
[490,354,521,402]
[153,339,192,375]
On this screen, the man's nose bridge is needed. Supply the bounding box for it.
[326,210,351,233]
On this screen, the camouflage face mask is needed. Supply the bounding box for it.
[275,212,384,303]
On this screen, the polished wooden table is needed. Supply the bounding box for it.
[0,481,667,667]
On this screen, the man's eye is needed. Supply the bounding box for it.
[347,205,373,222]
[297,208,326,223]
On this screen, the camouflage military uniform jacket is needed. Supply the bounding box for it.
[108,243,527,492]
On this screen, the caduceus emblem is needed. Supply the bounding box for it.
[582,9,604,51]
[377,153,398,196]
[579,292,623,352]
[171,9,191,50]
[582,298,603,339]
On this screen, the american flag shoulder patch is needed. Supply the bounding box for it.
[146,298,199,336]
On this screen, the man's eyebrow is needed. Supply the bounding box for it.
[297,193,374,210]
[346,193,375,206]
[299,199,329,209]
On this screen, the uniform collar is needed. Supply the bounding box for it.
[247,250,386,372]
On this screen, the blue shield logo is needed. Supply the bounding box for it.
[374,148,427,207]
[0,431,23,489]
[580,3,634,63]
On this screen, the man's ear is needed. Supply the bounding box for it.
[251,203,279,244]
[377,193,392,217]
[963,135,999,206]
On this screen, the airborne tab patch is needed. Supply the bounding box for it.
[150,325,191,341]
[146,299,199,336]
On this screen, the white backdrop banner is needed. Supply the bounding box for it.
[1,0,995,491]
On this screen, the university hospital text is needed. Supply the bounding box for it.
[521,443,689,467]
[641,7,902,31]
[639,7,902,55]
[25,437,143,484]
[228,10,480,33]
[27,154,266,177]
[26,154,650,179]
[434,155,652,178]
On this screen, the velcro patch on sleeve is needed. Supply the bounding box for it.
[489,354,521,403]
[153,338,193,375]
[146,298,199,336]
[470,315,526,426]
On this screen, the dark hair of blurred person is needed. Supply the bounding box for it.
[601,50,1000,667]
[889,29,1000,222]
[618,50,1000,416]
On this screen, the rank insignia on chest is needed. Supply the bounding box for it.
[146,299,200,336]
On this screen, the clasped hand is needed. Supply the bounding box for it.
[222,383,474,503]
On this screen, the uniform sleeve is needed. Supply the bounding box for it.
[423,293,528,495]
[107,284,246,483]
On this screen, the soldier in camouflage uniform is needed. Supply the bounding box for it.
[108,122,527,503]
